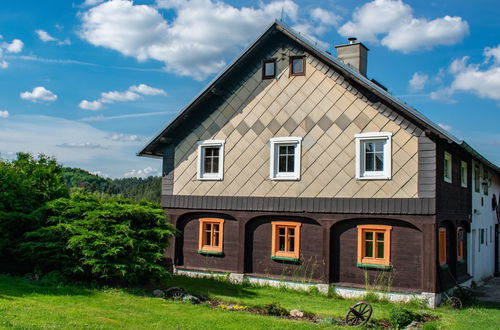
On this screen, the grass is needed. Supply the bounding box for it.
[0,274,499,329]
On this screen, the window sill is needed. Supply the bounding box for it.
[197,250,224,256]
[439,264,449,270]
[270,177,300,181]
[271,255,300,262]
[458,259,466,264]
[444,178,452,184]
[356,263,392,270]
[356,176,391,181]
[197,177,223,181]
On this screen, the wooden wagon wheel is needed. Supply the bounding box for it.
[344,301,372,326]
[165,287,185,300]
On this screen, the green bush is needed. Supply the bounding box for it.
[19,193,174,284]
[389,307,418,329]
[263,302,288,316]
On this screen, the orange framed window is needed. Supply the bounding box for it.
[357,225,392,266]
[271,221,301,259]
[457,227,464,261]
[198,218,224,253]
[439,227,447,265]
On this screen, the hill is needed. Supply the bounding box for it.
[63,167,161,203]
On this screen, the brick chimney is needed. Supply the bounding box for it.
[335,37,369,77]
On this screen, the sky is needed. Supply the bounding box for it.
[0,0,499,178]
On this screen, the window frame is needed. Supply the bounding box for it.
[457,227,464,261]
[197,140,225,180]
[198,218,224,253]
[289,55,306,76]
[483,168,489,196]
[271,221,301,260]
[474,163,480,192]
[357,225,392,267]
[355,132,393,180]
[262,58,277,79]
[439,227,447,265]
[444,152,452,183]
[269,137,302,180]
[460,161,467,188]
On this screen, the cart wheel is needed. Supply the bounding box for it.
[165,287,185,300]
[448,296,462,309]
[344,301,372,326]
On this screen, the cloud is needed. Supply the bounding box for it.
[79,0,331,80]
[0,35,24,68]
[338,0,469,52]
[432,45,500,102]
[0,114,157,178]
[79,83,166,110]
[430,87,456,103]
[0,110,9,118]
[36,29,71,45]
[80,111,174,122]
[438,123,453,131]
[57,142,107,149]
[408,72,428,91]
[109,133,140,142]
[123,166,159,178]
[82,0,105,7]
[20,86,57,102]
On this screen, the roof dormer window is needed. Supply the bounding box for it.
[262,59,276,79]
[289,56,305,76]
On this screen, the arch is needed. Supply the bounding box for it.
[329,217,423,291]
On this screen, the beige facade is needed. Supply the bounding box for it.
[173,50,420,198]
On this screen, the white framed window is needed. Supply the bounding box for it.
[444,152,452,183]
[197,140,225,180]
[355,132,392,180]
[269,137,302,180]
[460,161,467,188]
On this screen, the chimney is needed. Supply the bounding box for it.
[335,37,369,77]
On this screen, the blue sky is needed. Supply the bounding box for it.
[0,0,499,178]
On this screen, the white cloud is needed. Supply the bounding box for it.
[338,0,469,52]
[36,30,57,42]
[438,123,453,131]
[20,86,57,102]
[110,133,140,142]
[0,110,9,118]
[310,8,341,27]
[0,60,8,69]
[91,170,109,178]
[430,87,456,103]
[79,0,329,80]
[4,39,23,53]
[432,45,500,102]
[408,72,428,91]
[80,111,173,122]
[82,0,105,7]
[79,83,166,110]
[123,166,159,178]
[0,114,157,178]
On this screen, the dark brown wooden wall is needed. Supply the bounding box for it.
[175,212,239,273]
[244,216,325,282]
[330,218,423,291]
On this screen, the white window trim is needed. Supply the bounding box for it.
[269,137,302,180]
[461,161,467,188]
[355,132,392,180]
[444,152,452,183]
[197,140,225,180]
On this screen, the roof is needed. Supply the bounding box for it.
[138,20,500,174]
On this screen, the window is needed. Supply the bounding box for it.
[271,221,301,260]
[355,132,392,180]
[457,227,464,261]
[262,59,276,79]
[197,140,224,180]
[357,225,392,267]
[439,227,447,265]
[480,228,484,245]
[461,161,467,188]
[269,137,302,180]
[444,152,452,183]
[289,56,305,76]
[198,218,224,253]
[483,168,489,195]
[474,164,480,192]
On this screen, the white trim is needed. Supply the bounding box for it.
[355,132,392,180]
[197,140,225,180]
[444,152,452,183]
[269,137,302,180]
[461,161,468,188]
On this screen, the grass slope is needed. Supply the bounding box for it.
[1,274,499,329]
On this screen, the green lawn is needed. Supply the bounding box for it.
[0,274,499,329]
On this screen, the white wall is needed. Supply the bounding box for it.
[468,161,499,282]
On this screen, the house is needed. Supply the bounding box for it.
[139,21,500,306]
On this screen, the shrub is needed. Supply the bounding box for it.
[263,302,288,316]
[389,307,418,329]
[19,193,174,285]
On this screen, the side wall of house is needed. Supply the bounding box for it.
[171,44,423,199]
